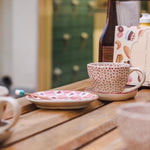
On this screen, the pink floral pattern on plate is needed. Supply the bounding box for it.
[27,90,98,101]
[26,90,98,109]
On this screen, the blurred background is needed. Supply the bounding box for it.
[0,0,149,97]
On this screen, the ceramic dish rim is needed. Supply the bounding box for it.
[87,62,130,68]
[85,87,137,95]
[26,90,98,103]
[26,96,98,103]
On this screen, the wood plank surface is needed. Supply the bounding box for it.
[1,100,103,147]
[2,89,150,149]
[2,101,133,150]
[53,79,92,91]
[79,89,150,150]
[80,129,126,150]
[134,89,150,102]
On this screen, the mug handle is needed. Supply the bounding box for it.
[122,67,146,93]
[0,97,21,132]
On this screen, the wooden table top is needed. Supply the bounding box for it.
[1,79,150,150]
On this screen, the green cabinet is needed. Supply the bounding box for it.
[52,0,94,88]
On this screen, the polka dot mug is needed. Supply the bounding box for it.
[87,62,146,93]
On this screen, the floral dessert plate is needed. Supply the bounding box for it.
[85,87,137,101]
[26,90,98,109]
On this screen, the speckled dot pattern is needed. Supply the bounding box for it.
[87,63,130,93]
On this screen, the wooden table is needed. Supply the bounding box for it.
[1,79,150,150]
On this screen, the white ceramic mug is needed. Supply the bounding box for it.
[0,97,20,133]
[87,62,146,93]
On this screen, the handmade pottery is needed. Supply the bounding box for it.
[87,62,145,93]
[26,90,98,109]
[85,87,137,101]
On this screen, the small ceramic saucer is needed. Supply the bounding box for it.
[26,90,98,109]
[85,87,138,101]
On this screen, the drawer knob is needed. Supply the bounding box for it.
[53,67,62,76]
[63,33,71,50]
[72,65,80,82]
[71,0,79,17]
[54,0,62,5]
[53,67,62,87]
[54,0,62,15]
[71,0,79,6]
[88,1,96,9]
[81,32,89,39]
[80,32,89,50]
[63,33,71,40]
[72,65,80,72]
[88,1,96,16]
